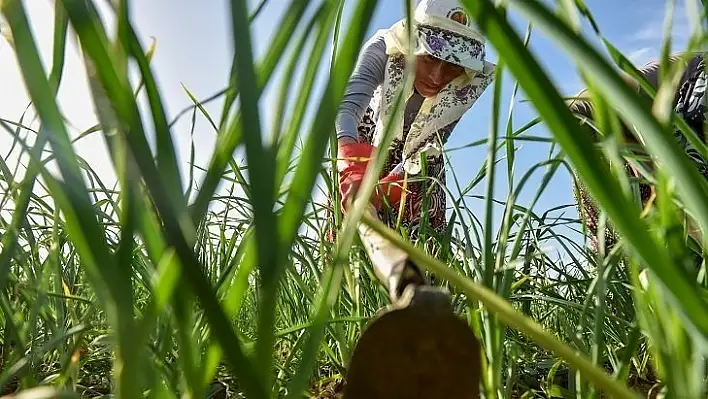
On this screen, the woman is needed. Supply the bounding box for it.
[567,52,706,254]
[331,0,495,247]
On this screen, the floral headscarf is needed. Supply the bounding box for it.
[370,0,496,175]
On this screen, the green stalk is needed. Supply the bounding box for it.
[481,59,504,397]
[227,0,279,386]
[361,213,641,399]
[0,0,68,294]
[461,0,708,340]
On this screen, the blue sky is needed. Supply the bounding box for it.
[0,0,696,243]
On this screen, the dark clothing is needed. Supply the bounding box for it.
[567,53,706,253]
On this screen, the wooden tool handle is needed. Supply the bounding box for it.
[356,205,427,303]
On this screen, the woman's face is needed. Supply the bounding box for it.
[414,54,465,97]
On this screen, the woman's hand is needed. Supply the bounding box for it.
[336,139,407,213]
[375,170,405,209]
[337,139,373,212]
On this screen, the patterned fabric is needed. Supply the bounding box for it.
[416,24,486,72]
[570,54,707,253]
[326,83,457,244]
[411,0,489,71]
[673,57,708,176]
[356,95,456,239]
[381,24,495,175]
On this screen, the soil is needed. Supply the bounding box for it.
[0,346,661,399]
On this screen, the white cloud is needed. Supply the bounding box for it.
[620,0,697,70]
[627,47,656,66]
[559,79,586,96]
[629,21,691,45]
[627,0,692,47]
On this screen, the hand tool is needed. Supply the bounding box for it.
[343,206,482,399]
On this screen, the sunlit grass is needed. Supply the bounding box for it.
[0,0,706,398]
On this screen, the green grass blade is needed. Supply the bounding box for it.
[274,3,334,188]
[270,3,326,145]
[124,21,184,204]
[361,213,641,399]
[601,39,708,159]
[0,0,69,294]
[504,0,708,238]
[228,0,279,384]
[284,262,345,399]
[1,0,116,298]
[276,0,380,395]
[462,0,708,340]
[49,0,68,93]
[480,59,505,396]
[192,0,310,226]
[59,1,269,397]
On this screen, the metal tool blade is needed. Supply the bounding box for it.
[343,207,482,398]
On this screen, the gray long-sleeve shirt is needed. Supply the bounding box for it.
[335,30,389,141]
[336,29,432,142]
[335,29,464,154]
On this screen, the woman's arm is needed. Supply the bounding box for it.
[566,52,699,144]
[335,30,388,145]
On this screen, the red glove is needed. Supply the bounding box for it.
[337,143,408,212]
[338,143,375,212]
[373,171,405,209]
